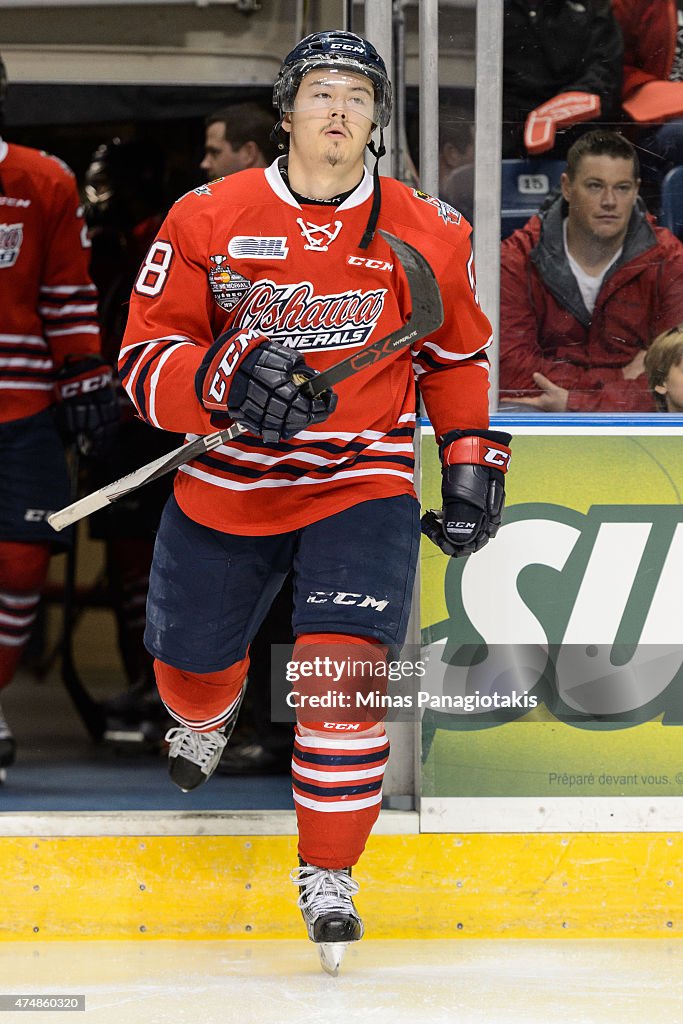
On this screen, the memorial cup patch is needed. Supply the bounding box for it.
[208,254,251,311]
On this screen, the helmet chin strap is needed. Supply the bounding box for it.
[270,120,287,150]
[359,128,385,250]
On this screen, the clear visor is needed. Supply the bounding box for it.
[284,69,379,124]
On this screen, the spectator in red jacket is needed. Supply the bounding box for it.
[499,129,683,412]
[612,0,683,209]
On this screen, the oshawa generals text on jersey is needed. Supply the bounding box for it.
[119,159,493,535]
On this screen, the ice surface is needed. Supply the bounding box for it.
[0,939,681,1024]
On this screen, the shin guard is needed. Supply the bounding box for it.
[291,633,390,868]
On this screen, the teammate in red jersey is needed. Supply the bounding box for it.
[119,30,511,972]
[0,54,117,779]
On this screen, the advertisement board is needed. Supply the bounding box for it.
[420,418,683,832]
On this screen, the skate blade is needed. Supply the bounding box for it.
[318,942,348,977]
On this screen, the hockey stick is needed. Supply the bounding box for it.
[48,230,443,533]
[59,450,108,741]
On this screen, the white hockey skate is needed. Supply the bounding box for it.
[291,861,364,976]
[0,703,16,784]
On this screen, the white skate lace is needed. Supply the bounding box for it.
[290,865,360,920]
[165,726,227,772]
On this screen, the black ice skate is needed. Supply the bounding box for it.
[165,725,228,791]
[0,703,16,784]
[291,860,364,976]
[165,686,245,792]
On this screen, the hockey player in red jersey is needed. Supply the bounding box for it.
[119,30,511,973]
[0,54,117,779]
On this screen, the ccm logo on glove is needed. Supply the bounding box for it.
[196,327,337,443]
[55,365,113,400]
[205,327,262,406]
[53,355,119,458]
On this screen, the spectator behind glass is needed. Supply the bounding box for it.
[503,0,623,159]
[612,0,683,211]
[404,103,473,212]
[499,130,683,413]
[200,102,279,180]
[437,108,475,224]
[645,324,683,412]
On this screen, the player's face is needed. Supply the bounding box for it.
[655,354,683,412]
[200,122,244,180]
[561,155,639,245]
[284,70,374,170]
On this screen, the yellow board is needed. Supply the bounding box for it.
[0,833,680,940]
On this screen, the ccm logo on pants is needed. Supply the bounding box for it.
[306,591,389,612]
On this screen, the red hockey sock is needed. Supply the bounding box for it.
[291,633,390,868]
[154,656,249,731]
[293,722,390,867]
[0,542,51,689]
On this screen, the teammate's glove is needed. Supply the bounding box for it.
[196,327,337,444]
[53,355,119,457]
[421,429,512,558]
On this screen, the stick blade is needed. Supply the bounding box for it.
[378,229,445,334]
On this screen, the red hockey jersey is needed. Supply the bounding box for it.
[120,160,492,535]
[0,140,101,424]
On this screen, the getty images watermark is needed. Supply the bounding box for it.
[269,643,538,723]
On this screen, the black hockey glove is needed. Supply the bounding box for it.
[54,355,119,458]
[196,327,337,444]
[421,429,512,558]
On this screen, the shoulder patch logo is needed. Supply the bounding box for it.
[208,254,251,311]
[228,236,289,260]
[412,189,462,226]
[174,183,213,205]
[0,223,24,268]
